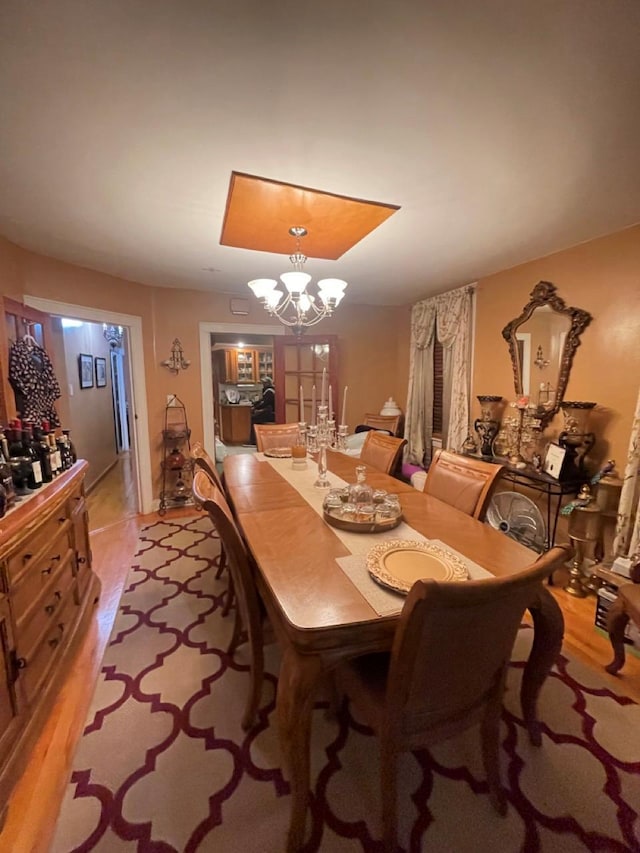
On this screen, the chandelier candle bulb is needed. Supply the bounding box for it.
[341,386,348,427]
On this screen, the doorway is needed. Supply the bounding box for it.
[24,296,153,514]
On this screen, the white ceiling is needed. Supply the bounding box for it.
[1,1,639,307]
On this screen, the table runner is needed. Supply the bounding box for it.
[258,453,492,616]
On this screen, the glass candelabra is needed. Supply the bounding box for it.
[313,404,335,489]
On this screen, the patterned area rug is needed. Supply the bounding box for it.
[52,517,640,852]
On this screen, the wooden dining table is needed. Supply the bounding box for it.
[224,450,564,852]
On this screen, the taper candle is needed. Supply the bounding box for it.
[320,368,327,408]
[341,385,348,426]
[328,385,333,420]
[299,384,304,423]
[311,385,316,425]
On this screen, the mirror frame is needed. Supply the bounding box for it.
[501,281,592,428]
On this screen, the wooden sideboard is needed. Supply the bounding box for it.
[219,404,252,445]
[0,461,100,821]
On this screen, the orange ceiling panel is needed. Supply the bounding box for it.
[220,172,399,259]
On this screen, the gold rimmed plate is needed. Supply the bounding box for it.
[366,539,469,594]
[263,447,293,458]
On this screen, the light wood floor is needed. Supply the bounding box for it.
[1,458,639,852]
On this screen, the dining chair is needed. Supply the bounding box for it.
[254,422,300,452]
[422,449,504,521]
[334,543,571,852]
[605,560,640,675]
[192,469,265,729]
[190,441,234,617]
[358,412,403,437]
[360,432,407,476]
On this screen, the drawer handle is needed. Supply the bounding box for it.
[48,637,60,649]
[23,553,32,563]
[58,517,66,523]
[77,556,86,565]
[45,604,55,615]
[41,567,52,576]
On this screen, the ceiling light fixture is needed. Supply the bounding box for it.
[247,226,347,336]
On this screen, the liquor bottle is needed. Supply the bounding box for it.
[48,432,61,475]
[21,427,43,489]
[62,429,78,464]
[33,426,53,483]
[57,434,71,471]
[7,427,29,496]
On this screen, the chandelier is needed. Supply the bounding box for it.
[247,226,347,336]
[102,323,124,348]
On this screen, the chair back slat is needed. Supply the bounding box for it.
[423,449,504,521]
[192,470,262,639]
[191,440,225,492]
[254,423,300,452]
[360,432,407,476]
[362,412,403,437]
[386,545,571,736]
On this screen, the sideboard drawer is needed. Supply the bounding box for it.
[20,588,78,706]
[14,554,76,659]
[6,515,71,585]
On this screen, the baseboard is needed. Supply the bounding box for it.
[86,458,119,494]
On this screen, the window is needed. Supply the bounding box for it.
[433,339,444,435]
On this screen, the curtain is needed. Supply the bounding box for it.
[613,386,640,559]
[405,285,473,467]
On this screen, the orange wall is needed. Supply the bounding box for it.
[0,237,406,498]
[473,224,640,468]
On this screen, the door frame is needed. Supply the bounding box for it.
[199,322,285,453]
[23,296,152,514]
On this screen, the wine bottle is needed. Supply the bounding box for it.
[48,432,62,474]
[62,429,78,464]
[21,428,43,489]
[0,435,16,509]
[33,426,53,483]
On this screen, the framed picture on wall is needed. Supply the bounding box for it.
[95,357,107,388]
[79,353,94,389]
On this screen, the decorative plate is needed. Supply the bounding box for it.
[263,447,293,458]
[366,539,469,594]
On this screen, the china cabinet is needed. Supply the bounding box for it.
[159,396,193,514]
[214,347,273,384]
[0,461,100,820]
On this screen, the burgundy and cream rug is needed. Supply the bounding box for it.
[52,517,640,852]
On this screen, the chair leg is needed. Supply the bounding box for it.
[227,606,243,656]
[222,574,235,617]
[241,621,264,731]
[380,740,399,853]
[480,695,507,816]
[215,544,227,580]
[605,597,630,675]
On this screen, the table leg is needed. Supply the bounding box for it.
[277,647,324,852]
[521,587,564,746]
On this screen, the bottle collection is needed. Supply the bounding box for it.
[0,418,77,517]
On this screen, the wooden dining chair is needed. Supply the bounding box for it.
[360,432,407,476]
[355,413,403,437]
[422,449,504,521]
[190,441,233,616]
[254,422,300,452]
[192,469,265,730]
[334,543,571,852]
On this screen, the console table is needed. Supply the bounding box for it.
[491,457,584,549]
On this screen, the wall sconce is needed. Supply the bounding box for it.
[534,345,550,370]
[161,338,191,374]
[103,323,124,348]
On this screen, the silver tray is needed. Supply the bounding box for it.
[323,508,403,534]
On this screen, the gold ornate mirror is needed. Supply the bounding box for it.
[501,281,592,428]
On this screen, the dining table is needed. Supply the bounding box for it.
[223,450,565,852]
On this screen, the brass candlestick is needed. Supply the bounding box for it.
[564,485,602,597]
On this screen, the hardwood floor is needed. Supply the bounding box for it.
[0,458,638,852]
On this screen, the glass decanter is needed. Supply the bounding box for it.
[348,465,373,505]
